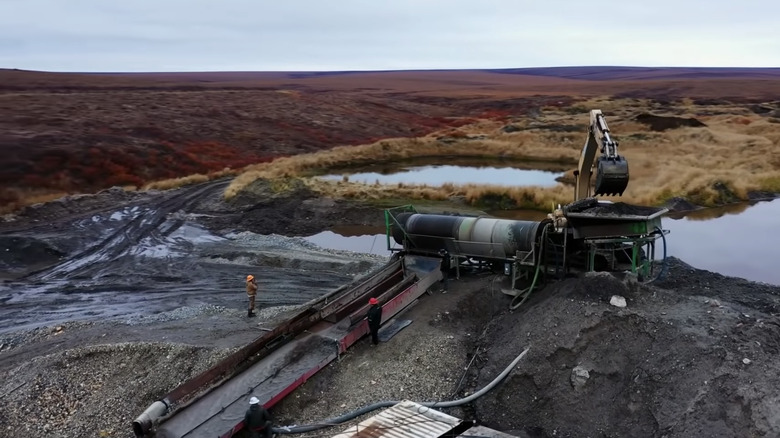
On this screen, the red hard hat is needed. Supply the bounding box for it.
[369,297,379,305]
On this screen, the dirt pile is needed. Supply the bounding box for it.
[634,113,707,131]
[204,178,382,236]
[266,258,780,438]
[473,259,780,437]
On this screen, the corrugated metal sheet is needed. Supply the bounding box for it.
[457,425,519,438]
[331,401,461,438]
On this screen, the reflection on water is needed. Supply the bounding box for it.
[666,202,751,221]
[320,165,562,187]
[304,228,392,256]
[663,199,780,285]
[321,156,571,175]
[305,199,780,286]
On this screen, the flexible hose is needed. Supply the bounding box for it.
[510,224,549,310]
[647,226,668,283]
[273,348,530,434]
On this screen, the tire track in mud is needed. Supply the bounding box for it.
[33,180,228,281]
[2,179,385,333]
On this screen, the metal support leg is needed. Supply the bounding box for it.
[650,241,656,276]
[562,230,568,276]
[588,245,596,272]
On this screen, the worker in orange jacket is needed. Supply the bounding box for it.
[246,275,258,317]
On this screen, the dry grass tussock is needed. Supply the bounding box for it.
[0,190,71,215]
[143,168,238,191]
[227,98,780,210]
[1,170,238,215]
[225,121,578,201]
[296,179,571,211]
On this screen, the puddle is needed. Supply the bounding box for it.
[306,199,780,286]
[321,165,560,187]
[304,226,393,256]
[318,157,566,187]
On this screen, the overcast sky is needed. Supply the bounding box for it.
[1,0,778,72]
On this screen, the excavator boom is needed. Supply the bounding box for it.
[574,110,629,200]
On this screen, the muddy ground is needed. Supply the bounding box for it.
[268,259,780,438]
[2,180,780,438]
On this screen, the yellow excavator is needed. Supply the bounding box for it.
[573,109,629,200]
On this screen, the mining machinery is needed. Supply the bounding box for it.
[575,109,630,199]
[132,110,664,438]
[387,110,668,304]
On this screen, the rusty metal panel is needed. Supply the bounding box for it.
[331,400,461,438]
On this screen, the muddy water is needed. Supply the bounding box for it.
[304,199,780,286]
[318,157,565,187]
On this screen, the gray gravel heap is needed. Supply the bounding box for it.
[0,342,232,438]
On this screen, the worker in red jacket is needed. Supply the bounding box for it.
[366,297,382,345]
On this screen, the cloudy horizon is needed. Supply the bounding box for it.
[1,0,778,73]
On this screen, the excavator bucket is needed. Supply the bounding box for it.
[594,156,629,196]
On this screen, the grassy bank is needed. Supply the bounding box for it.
[225,97,780,210]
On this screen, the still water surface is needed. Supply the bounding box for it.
[320,165,561,187]
[304,200,780,286]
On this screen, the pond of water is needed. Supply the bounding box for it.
[303,199,780,286]
[318,157,566,187]
[661,199,780,285]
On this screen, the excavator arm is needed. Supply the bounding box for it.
[573,109,629,200]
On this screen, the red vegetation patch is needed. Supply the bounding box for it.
[2,68,780,211]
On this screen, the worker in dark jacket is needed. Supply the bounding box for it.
[366,297,382,345]
[245,396,273,438]
[439,249,451,292]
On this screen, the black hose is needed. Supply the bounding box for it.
[510,224,549,310]
[272,348,530,434]
[648,226,668,283]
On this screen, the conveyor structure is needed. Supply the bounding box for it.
[133,256,442,438]
[385,198,669,296]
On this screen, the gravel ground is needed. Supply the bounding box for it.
[1,341,234,438]
[268,273,506,437]
[262,260,780,438]
[4,181,780,438]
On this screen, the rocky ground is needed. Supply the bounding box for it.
[2,180,780,438]
[0,180,385,437]
[270,259,780,438]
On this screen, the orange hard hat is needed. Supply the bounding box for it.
[369,297,378,305]
[246,275,254,281]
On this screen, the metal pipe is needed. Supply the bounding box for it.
[132,400,169,437]
[273,347,530,434]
